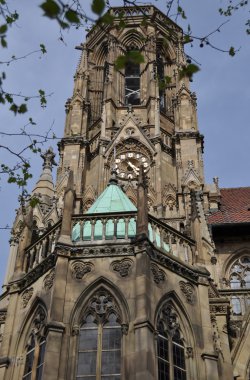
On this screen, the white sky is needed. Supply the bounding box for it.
[0,0,249,286]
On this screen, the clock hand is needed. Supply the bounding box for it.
[128,161,139,174]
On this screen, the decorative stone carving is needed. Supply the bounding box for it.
[0,311,7,323]
[121,323,129,335]
[186,346,193,358]
[179,281,195,304]
[158,304,180,335]
[57,244,134,258]
[228,320,242,338]
[90,292,114,316]
[210,314,224,358]
[30,306,46,337]
[43,269,55,292]
[77,289,121,325]
[151,263,166,284]
[72,325,80,336]
[209,303,228,315]
[111,259,133,277]
[208,283,220,298]
[21,288,34,308]
[71,261,93,280]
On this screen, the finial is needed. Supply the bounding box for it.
[109,168,118,185]
[213,177,219,190]
[41,147,56,170]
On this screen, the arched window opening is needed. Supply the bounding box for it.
[23,335,36,380]
[157,304,187,380]
[31,220,39,244]
[36,337,46,380]
[157,54,166,112]
[231,296,242,315]
[76,290,122,379]
[23,335,46,380]
[230,274,241,289]
[125,52,140,105]
[22,307,47,380]
[228,255,250,289]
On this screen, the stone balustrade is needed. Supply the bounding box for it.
[24,222,61,273]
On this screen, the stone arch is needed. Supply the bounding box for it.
[154,291,197,380]
[67,277,130,379]
[156,37,177,62]
[222,247,250,278]
[92,40,108,66]
[70,276,130,328]
[155,291,196,347]
[11,298,47,379]
[121,30,145,49]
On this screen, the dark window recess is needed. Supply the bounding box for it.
[125,62,140,105]
[157,55,166,111]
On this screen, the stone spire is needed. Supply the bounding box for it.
[32,147,56,200]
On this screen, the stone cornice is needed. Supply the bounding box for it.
[58,136,88,149]
[55,243,135,258]
[148,245,210,284]
[9,255,56,292]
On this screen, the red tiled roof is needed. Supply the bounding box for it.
[208,187,250,224]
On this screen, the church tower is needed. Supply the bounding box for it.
[0,5,250,380]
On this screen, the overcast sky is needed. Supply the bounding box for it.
[0,0,249,286]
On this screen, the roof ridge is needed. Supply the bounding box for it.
[220,186,250,190]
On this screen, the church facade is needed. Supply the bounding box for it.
[0,5,249,380]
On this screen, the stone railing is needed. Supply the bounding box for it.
[148,214,195,264]
[24,221,61,273]
[23,211,195,273]
[71,212,195,264]
[72,211,137,243]
[219,289,250,317]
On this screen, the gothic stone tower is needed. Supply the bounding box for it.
[0,5,250,380]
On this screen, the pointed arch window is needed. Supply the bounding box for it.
[156,54,166,112]
[22,307,47,380]
[22,335,46,380]
[157,304,187,380]
[76,291,122,379]
[125,52,140,105]
[229,255,250,289]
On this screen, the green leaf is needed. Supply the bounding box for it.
[229,46,235,56]
[18,104,28,114]
[0,24,7,34]
[9,104,18,114]
[91,0,105,15]
[8,177,16,183]
[179,64,200,80]
[114,51,144,70]
[65,9,80,23]
[40,43,47,54]
[30,197,40,208]
[40,0,60,19]
[5,94,13,103]
[101,13,114,25]
[1,36,7,48]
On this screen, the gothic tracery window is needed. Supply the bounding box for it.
[157,304,187,380]
[76,290,122,380]
[22,307,47,380]
[229,255,250,289]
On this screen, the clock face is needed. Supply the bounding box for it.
[114,151,150,180]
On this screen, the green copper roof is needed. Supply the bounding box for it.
[86,183,137,214]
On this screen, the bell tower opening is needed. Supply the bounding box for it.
[124,52,141,105]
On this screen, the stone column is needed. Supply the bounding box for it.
[134,245,156,380]
[58,171,75,245]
